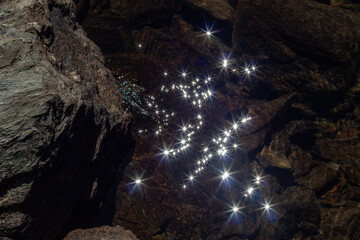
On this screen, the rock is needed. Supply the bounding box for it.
[63,225,139,240]
[0,0,134,239]
[100,0,360,239]
[0,182,33,207]
[234,0,360,105]
[256,121,313,171]
[185,0,235,21]
[234,0,360,63]
[321,205,360,240]
[288,145,314,178]
[256,120,338,175]
[321,179,347,206]
[276,187,321,238]
[3,0,360,239]
[244,93,296,134]
[295,165,339,193]
[75,0,180,27]
[0,212,29,237]
[315,137,360,186]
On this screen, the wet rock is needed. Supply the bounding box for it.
[100,0,360,239]
[3,0,360,239]
[234,0,360,106]
[63,225,139,240]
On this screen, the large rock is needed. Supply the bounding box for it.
[63,226,138,240]
[2,0,360,239]
[234,0,360,103]
[0,0,134,239]
[104,0,360,239]
[234,0,360,63]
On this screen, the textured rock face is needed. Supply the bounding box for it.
[63,226,139,240]
[71,0,360,239]
[0,0,133,239]
[2,0,360,240]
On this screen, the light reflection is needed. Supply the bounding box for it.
[247,187,254,195]
[223,59,228,68]
[221,171,230,180]
[130,30,271,219]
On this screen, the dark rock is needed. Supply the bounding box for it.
[102,0,360,239]
[184,0,235,21]
[63,226,138,240]
[295,165,339,193]
[315,137,360,186]
[3,0,360,239]
[276,187,321,239]
[321,205,360,240]
[234,0,360,107]
[0,0,134,239]
[244,93,296,135]
[320,179,347,206]
[234,0,360,63]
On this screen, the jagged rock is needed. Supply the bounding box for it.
[103,0,360,239]
[295,165,339,193]
[0,0,133,239]
[234,0,360,105]
[63,226,139,240]
[315,137,360,186]
[256,120,335,174]
[320,179,347,206]
[321,205,360,240]
[244,93,296,134]
[2,0,360,239]
[276,187,321,238]
[234,0,360,63]
[185,0,235,21]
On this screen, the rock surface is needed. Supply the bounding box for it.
[63,226,138,240]
[72,0,360,239]
[2,0,360,239]
[0,0,134,239]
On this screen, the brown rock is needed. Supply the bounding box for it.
[295,165,339,193]
[321,179,347,206]
[3,0,360,239]
[321,206,360,240]
[63,226,139,240]
[315,138,360,186]
[277,187,321,238]
[245,93,296,134]
[234,0,360,63]
[185,0,235,21]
